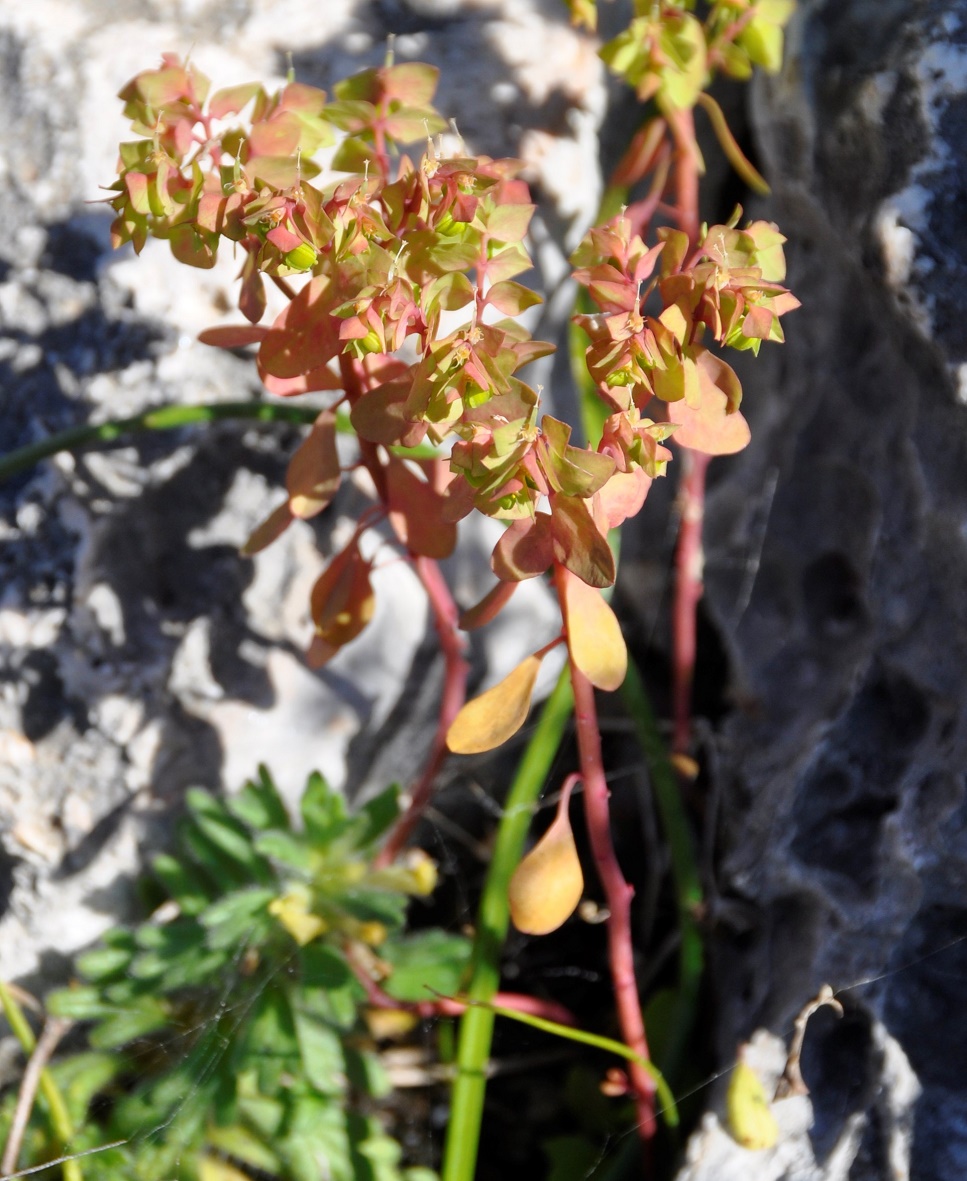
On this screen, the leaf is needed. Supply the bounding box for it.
[491,514,555,581]
[200,887,277,949]
[259,276,342,379]
[205,1126,280,1175]
[151,851,214,914]
[351,783,401,849]
[447,654,544,754]
[76,942,135,983]
[307,540,375,666]
[198,324,269,349]
[459,579,518,630]
[89,998,170,1049]
[300,771,351,845]
[255,830,315,874]
[240,500,293,557]
[227,765,291,831]
[509,777,583,935]
[593,467,652,530]
[379,930,472,1002]
[300,944,354,991]
[485,280,543,316]
[666,352,750,455]
[209,81,262,119]
[350,379,425,447]
[727,1058,780,1150]
[385,457,457,559]
[186,789,273,883]
[292,1008,346,1095]
[560,569,627,691]
[46,987,114,1022]
[286,411,341,518]
[549,494,616,589]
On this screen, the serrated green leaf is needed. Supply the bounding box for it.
[300,772,352,846]
[200,887,277,950]
[379,930,472,1002]
[350,784,400,850]
[226,765,290,831]
[299,944,354,990]
[46,987,114,1022]
[292,1008,346,1096]
[186,789,274,883]
[205,1123,281,1173]
[76,941,135,983]
[254,830,315,874]
[180,822,252,888]
[338,887,408,929]
[89,998,170,1049]
[151,852,214,914]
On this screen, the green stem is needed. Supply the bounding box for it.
[0,983,81,1181]
[0,401,440,485]
[479,999,678,1127]
[620,661,704,1084]
[441,669,574,1181]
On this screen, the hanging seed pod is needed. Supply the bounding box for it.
[509,776,584,935]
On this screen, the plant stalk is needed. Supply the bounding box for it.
[442,669,574,1181]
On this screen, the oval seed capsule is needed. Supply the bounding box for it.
[509,777,584,936]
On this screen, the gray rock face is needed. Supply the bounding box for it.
[694,1,967,1177]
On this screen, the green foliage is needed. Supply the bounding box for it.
[1,768,466,1181]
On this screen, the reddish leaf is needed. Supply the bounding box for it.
[239,253,267,324]
[286,411,340,519]
[259,277,341,378]
[593,467,652,530]
[559,569,627,691]
[484,281,542,316]
[241,501,293,557]
[458,580,518,631]
[124,171,151,215]
[279,82,328,117]
[350,380,425,447]
[666,352,750,455]
[307,541,375,667]
[209,82,262,119]
[169,225,218,269]
[385,458,457,559]
[447,654,543,754]
[198,325,269,349]
[248,111,303,158]
[258,363,344,397]
[491,514,555,582]
[549,495,615,588]
[383,62,439,106]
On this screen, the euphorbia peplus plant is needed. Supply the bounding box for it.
[102,8,797,1168]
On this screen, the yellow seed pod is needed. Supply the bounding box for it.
[726,1057,780,1150]
[508,777,584,936]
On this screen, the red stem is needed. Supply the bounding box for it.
[345,947,575,1026]
[377,554,469,865]
[334,353,468,863]
[672,449,710,755]
[554,566,657,1143]
[667,107,707,757]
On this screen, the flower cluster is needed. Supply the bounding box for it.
[107,49,796,677]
